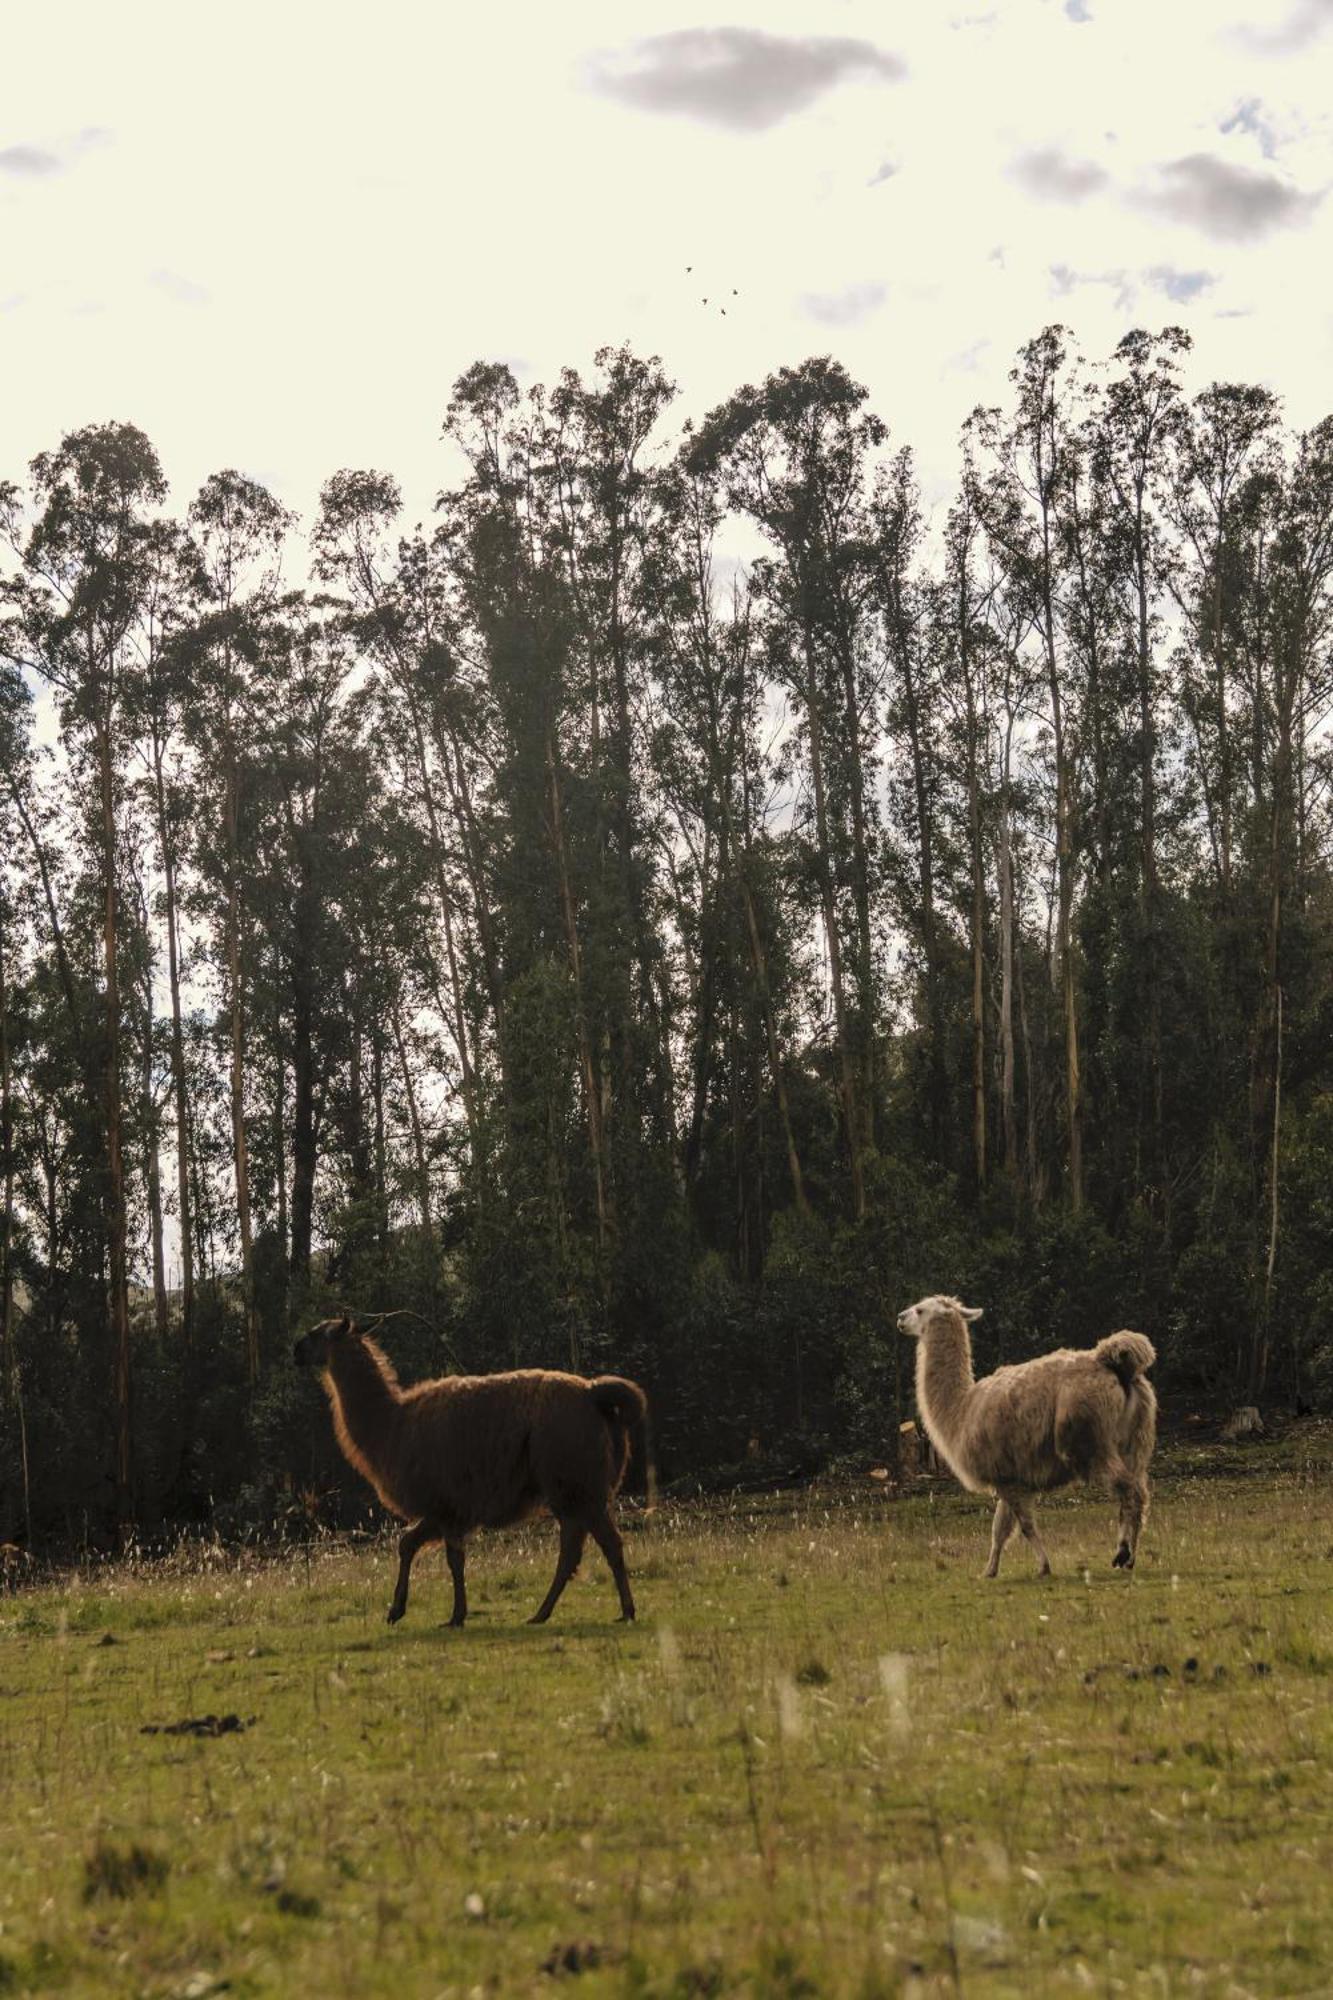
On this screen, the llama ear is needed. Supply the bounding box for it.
[961,1306,984,1322]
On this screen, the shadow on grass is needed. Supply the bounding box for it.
[388,1617,640,1647]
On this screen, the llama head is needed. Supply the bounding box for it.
[293,1315,357,1370]
[896,1295,983,1338]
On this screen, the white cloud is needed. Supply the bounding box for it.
[800,280,887,326]
[1137,152,1322,241]
[586,27,905,130]
[149,269,210,306]
[1237,0,1333,55]
[0,144,63,177]
[1009,146,1109,200]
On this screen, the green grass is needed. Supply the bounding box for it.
[2,1454,1332,1997]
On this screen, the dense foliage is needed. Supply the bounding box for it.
[2,324,1331,1544]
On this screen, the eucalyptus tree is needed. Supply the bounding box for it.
[1166,383,1283,901]
[542,347,679,1193]
[126,519,205,1342]
[687,359,887,1221]
[648,452,810,1261]
[0,422,166,1534]
[313,471,498,1190]
[924,491,997,1193]
[0,669,30,1536]
[1231,419,1333,1393]
[967,328,1093,1209]
[244,605,374,1302]
[1095,326,1191,1205]
[872,448,957,1169]
[442,361,614,1294]
[184,471,293,1378]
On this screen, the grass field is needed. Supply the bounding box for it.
[2,1438,1332,1998]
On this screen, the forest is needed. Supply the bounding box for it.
[2,323,1331,1547]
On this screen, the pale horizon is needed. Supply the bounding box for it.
[5,0,1333,539]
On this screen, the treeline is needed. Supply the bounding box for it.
[2,325,1331,1545]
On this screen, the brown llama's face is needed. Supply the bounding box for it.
[896,1296,983,1338]
[293,1316,355,1370]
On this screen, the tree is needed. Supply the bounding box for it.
[185,471,292,1377]
[688,359,887,1221]
[1,422,167,1536]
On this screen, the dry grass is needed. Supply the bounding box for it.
[0,1450,1330,1996]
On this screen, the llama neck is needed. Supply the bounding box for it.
[322,1338,403,1490]
[916,1313,976,1452]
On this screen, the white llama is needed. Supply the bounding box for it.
[897,1295,1157,1577]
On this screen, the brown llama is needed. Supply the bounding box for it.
[292,1316,647,1628]
[896,1295,1157,1577]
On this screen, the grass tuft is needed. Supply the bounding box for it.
[82,1840,170,1903]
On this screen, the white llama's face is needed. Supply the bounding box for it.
[896,1295,983,1337]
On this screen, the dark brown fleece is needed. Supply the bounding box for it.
[293,1317,647,1628]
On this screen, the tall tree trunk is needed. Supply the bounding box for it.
[997,720,1019,1183]
[895,617,947,1160]
[0,892,22,1542]
[1039,552,1083,1212]
[967,746,987,1193]
[717,674,808,1216]
[432,710,511,1108]
[1251,691,1294,1398]
[272,952,288,1268]
[801,618,866,1221]
[832,624,877,1157]
[3,771,83,1050]
[959,601,987,1194]
[1255,985,1282,1401]
[1017,931,1044,1206]
[397,691,487,1184]
[1133,494,1164,1191]
[0,898,12,1382]
[151,741,194,1343]
[98,719,133,1541]
[371,1027,389,1270]
[547,732,612,1251]
[224,756,258,1379]
[141,984,169,1343]
[390,999,433,1241]
[289,954,319,1294]
[1211,530,1233,897]
[737,858,809,1217]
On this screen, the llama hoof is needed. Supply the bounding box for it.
[527,1611,550,1626]
[1112,1545,1134,1570]
[448,1614,466,1629]
[386,1604,405,1625]
[617,1611,636,1623]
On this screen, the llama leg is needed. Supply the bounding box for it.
[1008,1495,1052,1577]
[1112,1475,1148,1570]
[528,1518,586,1625]
[985,1498,1018,1579]
[445,1540,468,1627]
[387,1519,438,1625]
[586,1509,636,1622]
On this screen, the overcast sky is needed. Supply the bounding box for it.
[4,0,1333,532]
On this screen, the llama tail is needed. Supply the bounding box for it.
[1096,1330,1156,1389]
[589,1375,648,1428]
